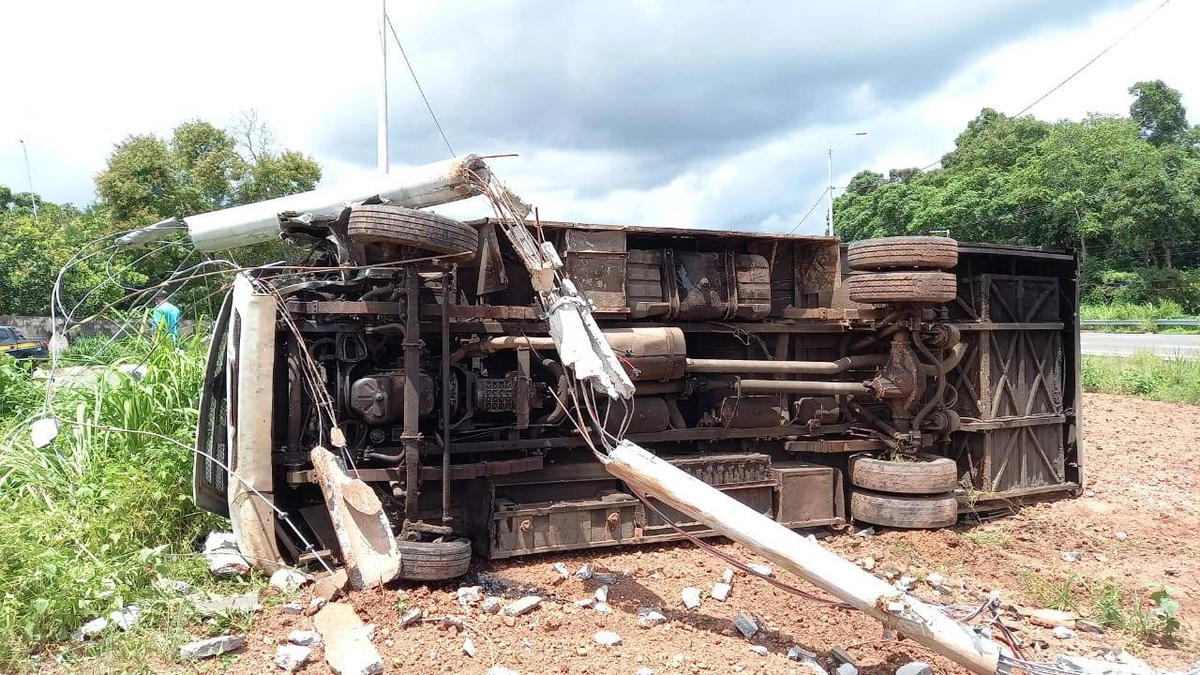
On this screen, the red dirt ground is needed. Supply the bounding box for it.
[214,393,1200,674]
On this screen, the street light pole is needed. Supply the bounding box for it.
[377,0,389,174]
[825,131,867,236]
[18,139,37,222]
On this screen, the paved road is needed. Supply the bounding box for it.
[1081,331,1200,358]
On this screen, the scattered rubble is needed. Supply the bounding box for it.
[487,667,519,675]
[109,605,140,631]
[189,591,261,616]
[1115,531,1128,541]
[288,629,322,647]
[1053,625,1076,640]
[503,596,542,617]
[750,646,769,656]
[552,562,571,580]
[858,556,876,571]
[711,582,732,601]
[1076,619,1106,634]
[733,613,759,638]
[636,668,654,675]
[721,569,735,584]
[594,603,613,614]
[573,598,595,608]
[681,587,702,609]
[153,577,192,594]
[457,585,482,607]
[854,527,876,537]
[637,607,667,627]
[837,663,860,675]
[306,597,327,616]
[313,603,384,675]
[1060,550,1081,563]
[1024,607,1079,628]
[576,563,594,580]
[481,597,502,614]
[895,662,933,675]
[281,602,304,615]
[313,568,350,603]
[269,568,311,593]
[400,607,422,626]
[594,585,609,603]
[179,635,245,660]
[72,616,109,641]
[746,563,774,578]
[594,630,622,646]
[463,637,477,658]
[274,644,311,672]
[202,532,250,576]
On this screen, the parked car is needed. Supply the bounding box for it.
[0,326,49,365]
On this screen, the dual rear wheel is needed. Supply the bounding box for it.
[848,453,959,528]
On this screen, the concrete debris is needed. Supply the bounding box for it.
[925,572,945,587]
[108,605,140,631]
[203,531,250,576]
[313,603,384,675]
[594,630,622,646]
[270,568,311,593]
[481,597,502,614]
[576,563,595,580]
[593,572,619,584]
[400,608,423,626]
[711,582,732,601]
[552,562,571,580]
[895,576,916,591]
[307,597,327,616]
[594,585,610,603]
[574,597,595,608]
[1076,619,1106,634]
[637,607,667,627]
[1060,551,1081,563]
[1025,607,1079,628]
[681,587,703,610]
[1055,654,1154,675]
[313,568,350,603]
[750,646,769,656]
[282,602,304,615]
[355,623,376,641]
[503,596,542,617]
[1053,625,1076,639]
[487,668,519,675]
[288,629,323,646]
[747,564,774,578]
[443,615,464,629]
[153,577,193,594]
[788,646,817,661]
[837,664,860,675]
[858,557,876,571]
[274,644,312,672]
[457,586,483,608]
[854,527,876,537]
[72,616,109,641]
[594,602,613,614]
[179,635,245,660]
[463,637,477,658]
[190,591,261,616]
[734,613,760,638]
[1115,531,1128,541]
[896,662,932,675]
[721,569,735,585]
[636,668,654,675]
[311,447,400,590]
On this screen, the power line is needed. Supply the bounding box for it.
[383,13,455,158]
[787,186,831,235]
[918,0,1172,172]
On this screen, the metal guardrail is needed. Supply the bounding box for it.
[1081,319,1200,327]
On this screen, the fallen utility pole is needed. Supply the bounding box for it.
[602,439,1007,675]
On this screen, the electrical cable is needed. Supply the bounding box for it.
[384,13,455,158]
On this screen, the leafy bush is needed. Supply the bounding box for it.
[1083,354,1200,403]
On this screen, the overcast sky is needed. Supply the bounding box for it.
[1,0,1195,234]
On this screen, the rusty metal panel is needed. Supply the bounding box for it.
[986,330,1063,418]
[771,462,844,526]
[952,424,1065,493]
[642,484,774,534]
[562,230,628,313]
[490,496,638,558]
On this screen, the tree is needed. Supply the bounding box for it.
[1129,80,1188,146]
[96,115,322,227]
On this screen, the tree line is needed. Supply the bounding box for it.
[0,114,320,318]
[834,80,1200,310]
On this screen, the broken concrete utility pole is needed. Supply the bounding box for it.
[602,439,1006,675]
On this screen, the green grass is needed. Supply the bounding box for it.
[1081,300,1198,333]
[961,527,1013,547]
[1083,354,1200,404]
[1018,572,1185,645]
[0,332,232,671]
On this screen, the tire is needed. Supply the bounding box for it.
[847,236,958,271]
[846,271,957,304]
[850,489,958,529]
[347,204,478,260]
[394,539,472,581]
[848,453,958,495]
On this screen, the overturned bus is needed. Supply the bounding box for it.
[180,155,1081,579]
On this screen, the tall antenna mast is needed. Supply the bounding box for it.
[377,0,390,174]
[18,139,38,221]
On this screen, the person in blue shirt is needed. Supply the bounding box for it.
[151,290,182,343]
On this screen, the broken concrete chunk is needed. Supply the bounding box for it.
[721,569,734,585]
[274,644,312,672]
[464,637,477,658]
[750,646,769,657]
[552,562,571,580]
[925,572,945,587]
[189,591,261,616]
[895,576,916,591]
[487,668,519,675]
[108,605,140,631]
[637,607,667,627]
[574,598,595,608]
[1024,607,1078,628]
[72,616,109,641]
[859,557,876,571]
[711,582,732,602]
[576,563,594,580]
[594,585,609,603]
[636,668,654,675]
[179,635,245,660]
[270,568,312,593]
[1060,551,1081,563]
[788,646,817,662]
[747,564,773,578]
[594,602,613,614]
[203,531,250,576]
[734,613,759,638]
[288,629,323,646]
[854,526,876,537]
[313,568,350,603]
[355,623,376,642]
[594,630,622,646]
[282,602,304,615]
[400,607,423,627]
[457,586,483,607]
[154,577,193,595]
[681,587,702,610]
[837,664,859,675]
[314,603,384,675]
[1115,531,1128,541]
[311,447,400,590]
[593,572,619,584]
[1052,625,1075,639]
[481,597,502,614]
[306,597,327,616]
[895,662,932,675]
[503,596,542,617]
